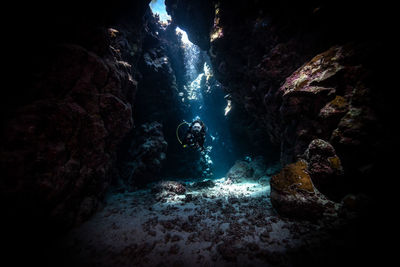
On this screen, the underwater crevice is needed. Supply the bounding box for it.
[0,0,395,266]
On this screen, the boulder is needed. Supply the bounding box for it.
[225,160,254,183]
[152,180,186,195]
[152,181,186,201]
[225,156,276,183]
[225,156,278,183]
[304,139,344,200]
[270,160,336,220]
[248,156,268,180]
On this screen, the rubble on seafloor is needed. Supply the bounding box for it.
[60,176,359,266]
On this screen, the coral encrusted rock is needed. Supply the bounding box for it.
[304,139,344,200]
[270,160,336,220]
[279,44,382,196]
[118,122,168,189]
[225,156,271,183]
[152,180,186,201]
[225,160,254,183]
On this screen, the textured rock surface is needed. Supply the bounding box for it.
[130,11,208,180]
[278,44,386,198]
[304,139,343,200]
[135,23,181,124]
[165,0,214,50]
[270,160,337,220]
[225,160,254,183]
[205,1,392,207]
[118,122,168,189]
[225,156,276,183]
[152,180,186,201]
[1,42,135,228]
[248,156,269,180]
[1,0,153,234]
[278,46,357,164]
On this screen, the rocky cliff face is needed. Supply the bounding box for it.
[277,45,386,199]
[118,122,168,190]
[165,0,214,50]
[1,0,151,230]
[1,42,135,228]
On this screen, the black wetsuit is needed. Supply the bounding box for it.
[183,120,206,151]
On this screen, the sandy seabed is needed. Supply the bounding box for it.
[55,178,359,266]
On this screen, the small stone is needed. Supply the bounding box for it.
[169,244,180,254]
[171,234,182,242]
[260,231,270,242]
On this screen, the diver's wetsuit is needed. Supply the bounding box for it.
[182,119,206,151]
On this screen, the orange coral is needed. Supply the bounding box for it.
[329,95,348,110]
[328,156,342,171]
[271,160,315,194]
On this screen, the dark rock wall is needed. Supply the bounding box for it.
[2,0,204,227]
[208,1,389,157]
[1,0,152,232]
[224,2,391,213]
[118,122,168,190]
[123,11,206,181]
[277,44,388,200]
[1,42,135,227]
[116,13,180,189]
[165,0,215,50]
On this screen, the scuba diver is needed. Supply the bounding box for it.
[176,117,206,151]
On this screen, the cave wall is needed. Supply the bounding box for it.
[208,1,394,202]
[215,1,389,159]
[1,0,153,231]
[165,0,215,50]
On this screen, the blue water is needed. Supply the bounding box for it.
[149,0,171,23]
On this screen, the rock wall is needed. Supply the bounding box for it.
[1,0,151,230]
[118,122,168,190]
[276,45,387,199]
[165,0,215,50]
[1,42,135,227]
[216,3,392,217]
[122,11,204,180]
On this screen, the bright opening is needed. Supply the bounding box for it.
[149,0,171,24]
[175,27,191,45]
